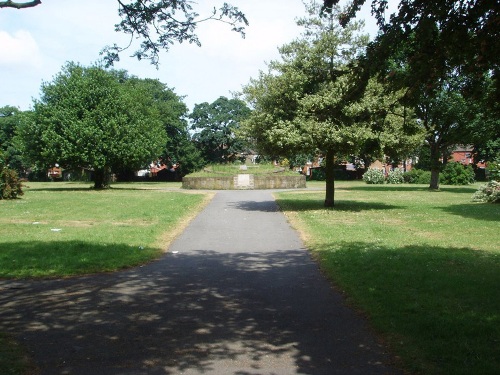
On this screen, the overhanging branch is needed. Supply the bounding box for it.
[0,0,41,9]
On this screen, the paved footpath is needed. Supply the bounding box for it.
[0,190,401,375]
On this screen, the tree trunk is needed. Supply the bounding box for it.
[324,149,335,207]
[429,143,440,190]
[93,167,111,189]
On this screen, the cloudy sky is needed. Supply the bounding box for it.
[0,0,380,112]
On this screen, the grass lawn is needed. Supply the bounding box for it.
[276,181,500,374]
[0,181,209,278]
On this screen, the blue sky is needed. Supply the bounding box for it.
[0,0,381,112]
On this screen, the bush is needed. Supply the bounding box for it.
[387,169,404,184]
[440,162,475,185]
[1,166,24,199]
[404,169,431,184]
[486,159,500,181]
[472,181,500,203]
[362,168,385,184]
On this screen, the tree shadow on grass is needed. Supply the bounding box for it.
[0,244,400,375]
[345,185,430,192]
[346,185,478,194]
[275,198,402,212]
[312,241,500,375]
[436,202,500,221]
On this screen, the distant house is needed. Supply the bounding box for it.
[451,145,486,168]
[47,165,62,179]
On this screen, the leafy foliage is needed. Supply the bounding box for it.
[0,106,27,176]
[190,96,251,164]
[362,168,384,184]
[386,168,404,184]
[0,152,23,199]
[472,181,500,204]
[18,63,167,189]
[487,159,500,182]
[322,1,499,107]
[403,169,431,184]
[102,0,248,66]
[440,162,475,185]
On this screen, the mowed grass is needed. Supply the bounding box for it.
[276,181,499,375]
[0,182,210,278]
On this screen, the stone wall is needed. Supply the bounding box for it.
[182,174,306,190]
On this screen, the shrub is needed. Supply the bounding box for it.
[404,169,431,184]
[440,162,475,185]
[486,159,500,181]
[472,181,500,203]
[0,165,24,200]
[362,168,385,184]
[387,169,404,184]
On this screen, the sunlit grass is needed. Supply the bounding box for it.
[0,182,210,278]
[276,181,500,374]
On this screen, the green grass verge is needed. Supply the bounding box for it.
[0,181,209,278]
[276,181,499,375]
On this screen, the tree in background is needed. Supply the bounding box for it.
[243,2,393,207]
[321,0,498,189]
[190,96,251,164]
[0,1,248,67]
[117,77,204,178]
[18,62,167,189]
[0,106,28,176]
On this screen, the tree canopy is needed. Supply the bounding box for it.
[243,2,417,206]
[322,0,500,105]
[0,0,248,67]
[18,63,168,188]
[190,96,251,164]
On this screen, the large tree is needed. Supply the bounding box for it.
[0,0,248,67]
[190,96,251,164]
[122,77,204,177]
[243,2,374,207]
[18,62,167,189]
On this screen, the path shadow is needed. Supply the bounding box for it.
[0,246,397,375]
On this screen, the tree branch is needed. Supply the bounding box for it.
[0,0,41,9]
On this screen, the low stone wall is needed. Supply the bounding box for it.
[182,174,306,190]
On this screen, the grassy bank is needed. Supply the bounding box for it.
[187,163,298,177]
[276,181,499,374]
[0,182,209,278]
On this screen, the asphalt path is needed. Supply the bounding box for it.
[0,190,401,374]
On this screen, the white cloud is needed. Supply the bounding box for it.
[0,29,42,68]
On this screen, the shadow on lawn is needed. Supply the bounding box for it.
[437,202,500,221]
[346,185,478,195]
[275,198,402,212]
[313,241,500,374]
[0,246,398,375]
